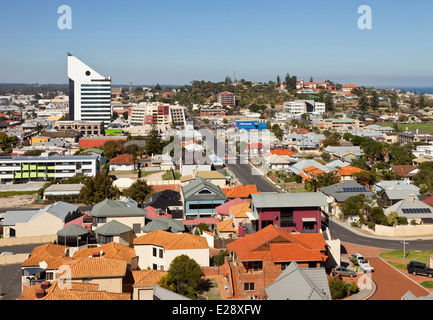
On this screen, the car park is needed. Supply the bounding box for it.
[332,266,357,278]
[407,261,433,278]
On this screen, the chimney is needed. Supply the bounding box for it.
[35,289,46,299]
[40,282,50,290]
[409,194,415,203]
[92,252,100,257]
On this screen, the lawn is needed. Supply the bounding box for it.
[0,190,38,198]
[162,171,181,180]
[200,278,221,300]
[379,122,433,132]
[380,250,433,264]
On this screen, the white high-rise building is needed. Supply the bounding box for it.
[67,53,112,125]
[284,100,326,115]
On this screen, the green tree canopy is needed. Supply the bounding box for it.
[79,172,119,205]
[145,124,164,155]
[122,179,153,203]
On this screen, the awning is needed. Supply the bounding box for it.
[302,217,317,222]
[22,267,46,276]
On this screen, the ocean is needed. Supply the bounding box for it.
[376,86,433,95]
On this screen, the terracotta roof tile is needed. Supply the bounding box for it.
[217,219,236,233]
[229,202,250,219]
[73,242,137,264]
[132,270,167,287]
[110,153,133,165]
[56,257,128,279]
[22,243,70,268]
[133,230,209,250]
[222,185,260,198]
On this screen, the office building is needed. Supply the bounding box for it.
[217,91,236,106]
[67,53,112,125]
[284,100,326,115]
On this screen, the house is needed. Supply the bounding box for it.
[216,219,237,239]
[264,154,295,171]
[180,151,213,176]
[264,262,331,300]
[224,225,328,299]
[90,198,148,239]
[3,202,80,238]
[153,284,191,300]
[390,164,419,181]
[56,224,91,256]
[133,230,210,270]
[288,159,331,176]
[397,128,433,144]
[249,192,328,233]
[144,190,183,219]
[132,270,168,300]
[141,217,185,234]
[373,180,418,193]
[323,146,363,162]
[215,198,246,219]
[385,194,433,224]
[21,243,73,286]
[55,256,128,293]
[181,177,227,219]
[244,143,270,158]
[181,171,227,188]
[73,242,139,270]
[378,189,421,208]
[21,279,131,300]
[94,220,135,246]
[228,201,254,238]
[109,154,135,171]
[336,165,366,180]
[221,184,260,201]
[319,180,375,217]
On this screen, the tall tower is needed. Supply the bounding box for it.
[67,53,112,125]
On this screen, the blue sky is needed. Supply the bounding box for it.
[1,0,433,87]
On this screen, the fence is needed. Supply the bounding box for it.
[0,253,29,265]
[361,224,433,238]
[0,234,56,247]
[145,180,181,186]
[214,238,236,249]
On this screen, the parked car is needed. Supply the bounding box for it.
[332,266,357,278]
[407,261,433,278]
[349,253,365,265]
[358,259,374,272]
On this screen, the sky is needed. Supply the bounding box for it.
[1,0,433,87]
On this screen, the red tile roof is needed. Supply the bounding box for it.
[215,198,246,216]
[222,185,260,198]
[110,154,133,165]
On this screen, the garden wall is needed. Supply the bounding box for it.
[360,224,433,238]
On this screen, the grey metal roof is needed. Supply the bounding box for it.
[383,189,420,200]
[91,198,147,217]
[384,196,433,219]
[3,201,79,226]
[265,262,331,300]
[141,218,185,233]
[319,180,374,202]
[181,177,226,201]
[250,192,328,209]
[57,224,89,237]
[153,285,191,300]
[95,220,132,235]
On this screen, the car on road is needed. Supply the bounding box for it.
[407,261,433,278]
[349,253,365,265]
[332,266,357,278]
[358,259,374,272]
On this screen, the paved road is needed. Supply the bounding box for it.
[0,264,22,300]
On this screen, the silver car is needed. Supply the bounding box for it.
[333,266,357,278]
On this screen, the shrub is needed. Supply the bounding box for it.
[351,222,359,228]
[368,222,375,230]
[328,278,358,300]
[294,175,303,184]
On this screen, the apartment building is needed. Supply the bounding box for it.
[284,100,326,115]
[67,53,112,126]
[0,155,100,183]
[53,120,105,136]
[217,91,236,106]
[129,102,186,127]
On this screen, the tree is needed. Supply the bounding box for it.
[79,172,119,205]
[122,111,129,120]
[145,124,164,155]
[276,75,281,84]
[157,255,205,299]
[123,180,152,203]
[212,249,229,266]
[409,96,416,110]
[387,211,399,226]
[369,91,379,110]
[357,93,369,113]
[271,124,284,140]
[154,83,162,91]
[367,206,387,225]
[102,140,126,160]
[419,93,426,110]
[390,92,399,110]
[340,194,367,220]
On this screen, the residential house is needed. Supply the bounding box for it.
[264,262,331,300]
[264,154,295,171]
[109,154,135,171]
[3,202,80,238]
[94,220,135,246]
[385,194,433,224]
[215,198,246,219]
[288,159,331,176]
[181,177,227,219]
[221,184,260,201]
[323,146,363,162]
[228,201,253,237]
[133,230,210,270]
[141,217,185,234]
[144,189,183,219]
[397,128,433,144]
[56,224,91,256]
[21,243,73,286]
[216,219,237,239]
[390,164,419,181]
[180,170,227,188]
[90,198,148,240]
[336,165,366,180]
[224,225,329,299]
[249,192,328,233]
[180,151,213,176]
[55,256,128,293]
[378,189,421,208]
[373,180,417,193]
[132,270,168,300]
[319,180,375,218]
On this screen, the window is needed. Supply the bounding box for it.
[97,235,113,244]
[153,248,157,257]
[244,283,255,291]
[159,249,163,259]
[152,264,157,270]
[280,208,295,228]
[261,220,273,228]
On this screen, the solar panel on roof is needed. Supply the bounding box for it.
[402,208,432,214]
[342,187,367,192]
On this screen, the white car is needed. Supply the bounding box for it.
[349,253,365,265]
[358,259,374,272]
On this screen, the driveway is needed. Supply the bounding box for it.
[341,241,431,300]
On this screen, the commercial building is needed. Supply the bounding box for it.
[67,53,112,126]
[53,120,105,137]
[284,100,326,115]
[0,155,100,183]
[235,120,268,131]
